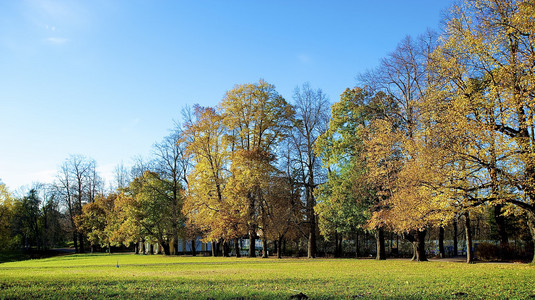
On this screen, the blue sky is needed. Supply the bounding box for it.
[0,0,453,190]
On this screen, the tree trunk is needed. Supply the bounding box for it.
[453,217,458,256]
[526,212,535,264]
[248,190,257,258]
[355,231,360,258]
[141,239,146,255]
[465,212,474,264]
[78,233,85,254]
[376,228,386,260]
[277,237,283,259]
[191,239,197,256]
[42,209,48,250]
[404,233,416,260]
[307,214,317,258]
[161,241,170,255]
[439,226,445,258]
[234,238,241,258]
[494,204,509,259]
[249,231,256,257]
[414,229,428,262]
[222,240,230,257]
[211,241,217,257]
[172,181,179,256]
[334,232,341,257]
[149,243,154,255]
[262,238,268,258]
[170,237,177,256]
[134,242,139,255]
[411,242,417,261]
[108,243,112,254]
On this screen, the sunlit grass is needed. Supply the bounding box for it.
[1,254,534,299]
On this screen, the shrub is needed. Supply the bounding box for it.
[475,242,501,261]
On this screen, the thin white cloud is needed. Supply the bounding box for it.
[46,37,68,44]
[24,0,92,45]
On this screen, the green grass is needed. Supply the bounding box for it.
[0,254,534,299]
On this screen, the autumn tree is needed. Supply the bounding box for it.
[258,172,300,258]
[182,105,243,256]
[221,80,295,257]
[364,116,455,261]
[75,194,117,253]
[360,32,441,261]
[0,182,17,250]
[110,192,144,253]
[429,0,535,262]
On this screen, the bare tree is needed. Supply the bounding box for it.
[130,155,153,180]
[114,161,131,190]
[55,161,77,252]
[153,124,190,255]
[291,82,330,258]
[54,154,100,253]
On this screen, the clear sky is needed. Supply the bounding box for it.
[0,0,453,191]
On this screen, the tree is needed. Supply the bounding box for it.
[112,192,144,253]
[429,0,535,262]
[75,194,117,253]
[153,127,189,255]
[360,32,440,261]
[291,82,330,258]
[113,162,131,191]
[0,183,16,250]
[364,118,453,261]
[182,105,244,255]
[314,88,367,257]
[128,171,177,255]
[315,87,395,259]
[54,155,101,253]
[38,185,64,251]
[263,170,302,258]
[221,79,295,257]
[13,189,41,251]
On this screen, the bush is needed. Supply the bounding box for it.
[475,242,501,261]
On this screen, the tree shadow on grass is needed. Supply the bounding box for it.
[0,249,76,264]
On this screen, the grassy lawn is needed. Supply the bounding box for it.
[0,254,534,299]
